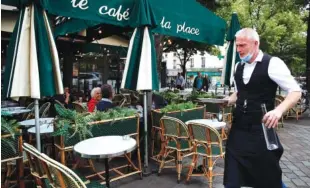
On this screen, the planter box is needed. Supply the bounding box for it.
[151,106,205,128]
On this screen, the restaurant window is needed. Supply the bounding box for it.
[201,57,206,68]
[190,58,194,68]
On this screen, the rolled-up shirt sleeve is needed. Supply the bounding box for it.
[268,57,301,93]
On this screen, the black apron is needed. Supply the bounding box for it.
[224,54,283,188]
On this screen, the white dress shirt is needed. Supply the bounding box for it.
[234,51,301,93]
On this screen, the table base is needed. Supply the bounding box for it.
[77,153,142,187]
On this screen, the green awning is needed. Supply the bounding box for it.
[42,0,226,45]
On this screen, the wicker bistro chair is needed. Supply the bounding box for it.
[186,122,225,188]
[22,102,35,120]
[23,143,103,188]
[150,106,205,164]
[39,102,51,118]
[157,116,194,183]
[23,143,49,187]
[285,98,303,121]
[1,131,24,188]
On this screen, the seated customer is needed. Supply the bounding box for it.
[96,84,115,112]
[87,87,102,112]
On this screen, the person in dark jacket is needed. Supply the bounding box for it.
[193,72,204,91]
[54,86,74,109]
[203,74,211,92]
[96,84,115,112]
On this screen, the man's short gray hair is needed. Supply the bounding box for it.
[235,28,260,44]
[91,87,101,98]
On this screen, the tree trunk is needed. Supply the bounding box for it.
[181,48,187,78]
[155,35,164,84]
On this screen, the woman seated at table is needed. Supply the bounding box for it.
[96,84,115,112]
[87,87,102,112]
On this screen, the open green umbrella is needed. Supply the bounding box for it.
[121,0,158,171]
[3,1,63,151]
[221,12,241,87]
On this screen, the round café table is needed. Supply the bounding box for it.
[19,118,54,128]
[27,123,54,134]
[73,136,137,188]
[2,106,25,111]
[1,108,31,116]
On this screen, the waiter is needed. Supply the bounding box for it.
[224,28,301,188]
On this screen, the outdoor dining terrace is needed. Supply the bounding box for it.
[2,88,303,188]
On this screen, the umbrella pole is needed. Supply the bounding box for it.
[143,91,152,176]
[143,91,148,167]
[34,99,41,152]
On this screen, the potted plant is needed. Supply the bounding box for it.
[1,117,22,161]
[52,104,140,165]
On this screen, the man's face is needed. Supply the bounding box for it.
[198,73,201,77]
[236,37,258,59]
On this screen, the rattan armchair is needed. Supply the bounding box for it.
[23,143,48,187]
[39,102,51,118]
[186,122,225,188]
[1,132,24,188]
[157,116,194,183]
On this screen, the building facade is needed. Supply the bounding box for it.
[162,51,224,87]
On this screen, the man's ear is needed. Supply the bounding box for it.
[254,41,259,46]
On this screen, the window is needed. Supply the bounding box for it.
[165,54,168,58]
[173,59,177,69]
[190,58,194,68]
[201,57,206,68]
[173,52,177,57]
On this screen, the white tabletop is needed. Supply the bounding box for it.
[2,109,31,115]
[2,107,25,111]
[74,136,137,159]
[19,118,54,128]
[185,119,226,130]
[197,98,228,104]
[28,124,54,134]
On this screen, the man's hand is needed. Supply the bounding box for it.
[262,109,283,128]
[225,92,237,106]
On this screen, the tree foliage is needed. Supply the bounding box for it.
[215,0,308,76]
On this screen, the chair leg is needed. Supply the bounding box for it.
[17,158,25,188]
[4,163,12,188]
[151,127,156,157]
[207,157,213,188]
[158,147,169,175]
[186,154,198,183]
[136,145,143,179]
[60,150,66,165]
[177,151,182,183]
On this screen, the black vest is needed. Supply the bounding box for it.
[235,54,278,115]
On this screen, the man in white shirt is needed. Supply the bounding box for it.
[224,28,301,188]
